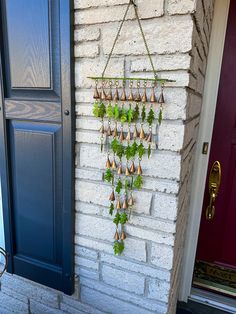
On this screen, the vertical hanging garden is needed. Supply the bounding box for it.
[89,0,174,255]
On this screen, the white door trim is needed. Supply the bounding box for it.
[178,0,231,302]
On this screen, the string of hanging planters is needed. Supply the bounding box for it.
[89,0,175,256]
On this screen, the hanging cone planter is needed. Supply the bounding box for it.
[89,0,174,256]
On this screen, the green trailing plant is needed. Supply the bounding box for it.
[104,169,114,183]
[109,203,115,216]
[147,108,155,126]
[113,213,121,226]
[113,240,124,255]
[106,103,113,119]
[120,212,128,225]
[127,107,134,124]
[141,105,146,123]
[134,175,143,189]
[120,108,127,124]
[133,104,140,121]
[113,103,120,120]
[158,108,163,125]
[148,145,152,159]
[137,143,145,160]
[115,179,123,194]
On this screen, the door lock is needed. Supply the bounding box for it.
[206,161,221,220]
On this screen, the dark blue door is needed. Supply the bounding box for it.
[0,0,74,294]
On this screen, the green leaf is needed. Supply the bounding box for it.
[147,108,155,126]
[141,105,146,123]
[106,103,113,119]
[120,108,127,124]
[115,179,123,194]
[133,104,140,121]
[158,108,163,125]
[113,213,121,226]
[109,203,115,216]
[104,169,113,183]
[134,175,143,189]
[131,141,138,158]
[93,101,99,118]
[111,139,119,154]
[99,102,106,119]
[127,108,134,124]
[116,144,124,160]
[120,212,128,225]
[124,179,130,194]
[137,143,145,159]
[125,145,132,161]
[148,144,151,159]
[113,103,120,120]
[113,240,125,255]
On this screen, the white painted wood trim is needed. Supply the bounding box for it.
[178,0,230,302]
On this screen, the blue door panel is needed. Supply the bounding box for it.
[9,121,62,264]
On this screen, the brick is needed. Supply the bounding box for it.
[100,253,170,281]
[30,300,61,314]
[129,215,176,234]
[61,294,104,314]
[75,266,100,280]
[0,292,28,313]
[75,180,152,215]
[148,279,170,303]
[102,16,193,55]
[75,256,99,270]
[75,235,146,262]
[75,245,98,259]
[167,0,196,15]
[80,277,167,313]
[74,27,100,42]
[75,58,124,88]
[158,122,185,151]
[131,54,191,72]
[153,193,179,221]
[74,0,129,9]
[102,264,145,295]
[81,286,156,314]
[126,224,174,246]
[151,244,174,271]
[74,43,99,58]
[1,274,60,309]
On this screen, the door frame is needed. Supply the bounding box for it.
[0,0,75,294]
[179,0,231,302]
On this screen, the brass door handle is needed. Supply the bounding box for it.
[206,161,221,220]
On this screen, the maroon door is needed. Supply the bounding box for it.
[194,0,236,296]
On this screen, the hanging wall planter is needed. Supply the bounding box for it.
[89,0,175,255]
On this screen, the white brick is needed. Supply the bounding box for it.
[153,193,178,221]
[167,0,196,15]
[30,300,61,314]
[74,27,100,42]
[75,235,147,262]
[75,58,124,88]
[158,122,185,151]
[75,245,98,259]
[75,256,99,270]
[74,0,128,9]
[131,54,191,72]
[102,16,193,55]
[76,180,152,215]
[61,294,103,314]
[74,43,99,58]
[81,286,157,314]
[75,266,100,280]
[148,279,170,303]
[151,244,174,271]
[100,253,170,281]
[129,215,176,234]
[0,291,28,313]
[76,130,101,144]
[102,264,145,295]
[126,224,174,246]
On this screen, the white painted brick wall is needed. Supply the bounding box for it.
[0,1,215,314]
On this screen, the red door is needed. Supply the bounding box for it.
[194,0,236,297]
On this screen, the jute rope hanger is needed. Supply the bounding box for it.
[88,0,175,83]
